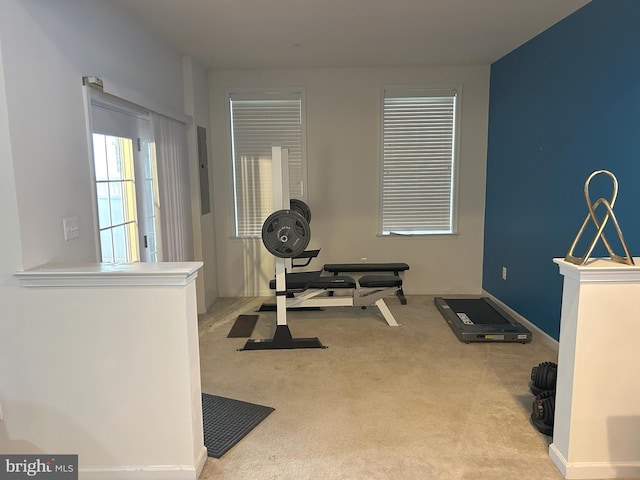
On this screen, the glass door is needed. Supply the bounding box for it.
[90,98,158,263]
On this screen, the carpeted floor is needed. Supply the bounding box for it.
[197,295,568,480]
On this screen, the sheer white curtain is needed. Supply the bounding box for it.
[152,112,194,262]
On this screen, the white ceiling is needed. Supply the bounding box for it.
[116,0,590,70]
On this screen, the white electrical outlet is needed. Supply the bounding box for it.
[63,216,80,241]
[502,266,507,280]
[361,257,367,263]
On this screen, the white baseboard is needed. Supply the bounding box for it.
[482,290,559,352]
[549,443,569,476]
[195,445,208,477]
[79,459,205,480]
[550,443,640,479]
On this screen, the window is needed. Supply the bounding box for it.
[92,134,140,263]
[228,89,305,238]
[380,87,460,235]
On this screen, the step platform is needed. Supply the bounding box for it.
[434,297,532,343]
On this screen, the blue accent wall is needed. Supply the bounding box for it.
[483,0,640,340]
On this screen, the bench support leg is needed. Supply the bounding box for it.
[397,288,407,305]
[375,299,400,327]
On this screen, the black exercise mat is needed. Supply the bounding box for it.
[202,393,274,458]
[227,314,259,337]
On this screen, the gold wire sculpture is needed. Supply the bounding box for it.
[565,170,635,266]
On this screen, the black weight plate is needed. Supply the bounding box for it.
[261,209,311,258]
[290,199,311,224]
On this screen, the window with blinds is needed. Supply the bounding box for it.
[229,90,305,238]
[381,87,459,235]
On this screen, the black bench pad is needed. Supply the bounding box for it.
[269,272,356,291]
[323,263,409,273]
[269,271,322,291]
[358,275,403,288]
[308,275,356,289]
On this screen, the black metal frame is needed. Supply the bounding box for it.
[239,325,326,351]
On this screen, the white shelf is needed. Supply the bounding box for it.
[15,261,203,287]
[553,257,640,283]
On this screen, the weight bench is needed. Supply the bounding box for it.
[267,271,402,327]
[323,263,410,304]
[242,147,406,350]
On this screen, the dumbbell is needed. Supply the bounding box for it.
[531,390,555,436]
[529,361,557,395]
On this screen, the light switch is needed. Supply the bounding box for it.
[63,216,80,241]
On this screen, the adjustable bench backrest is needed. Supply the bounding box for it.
[323,263,409,304]
[323,263,409,276]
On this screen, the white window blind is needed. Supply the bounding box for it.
[229,91,304,237]
[381,88,458,235]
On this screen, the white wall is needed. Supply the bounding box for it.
[184,57,219,312]
[0,0,186,268]
[0,0,217,465]
[210,66,490,296]
[0,28,31,452]
[0,0,218,303]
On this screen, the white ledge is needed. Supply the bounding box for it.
[15,262,203,287]
[553,257,640,283]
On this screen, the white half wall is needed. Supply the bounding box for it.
[12,263,205,479]
[209,66,490,296]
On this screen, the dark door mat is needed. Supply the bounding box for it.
[227,314,259,337]
[202,393,275,458]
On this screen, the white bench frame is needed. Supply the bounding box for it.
[284,283,400,326]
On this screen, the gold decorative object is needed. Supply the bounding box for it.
[565,170,634,266]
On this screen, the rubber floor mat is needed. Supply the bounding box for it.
[227,314,259,337]
[202,393,274,458]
